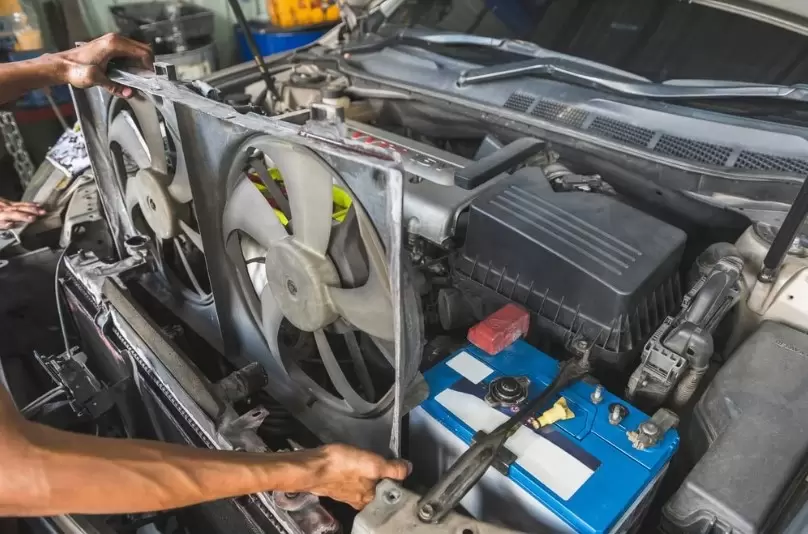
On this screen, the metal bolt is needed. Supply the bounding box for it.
[576,339,589,350]
[419,503,436,522]
[590,385,604,405]
[640,421,660,437]
[609,403,628,426]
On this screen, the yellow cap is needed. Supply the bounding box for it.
[537,397,575,428]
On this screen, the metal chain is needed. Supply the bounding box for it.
[0,111,36,186]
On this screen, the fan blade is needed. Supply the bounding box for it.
[178,219,204,253]
[261,285,286,370]
[168,151,192,204]
[108,111,150,170]
[222,179,287,249]
[313,329,376,414]
[270,145,334,256]
[249,156,290,219]
[328,202,393,340]
[127,94,167,175]
[124,172,141,215]
[329,274,394,341]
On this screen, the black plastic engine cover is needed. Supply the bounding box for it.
[664,322,808,534]
[454,170,686,367]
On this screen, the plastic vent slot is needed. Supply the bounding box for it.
[503,92,535,113]
[653,135,732,166]
[530,99,588,128]
[587,117,654,148]
[734,151,808,176]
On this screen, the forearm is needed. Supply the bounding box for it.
[0,419,324,516]
[0,54,67,105]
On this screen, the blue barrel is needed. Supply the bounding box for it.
[234,21,331,62]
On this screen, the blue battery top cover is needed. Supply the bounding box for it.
[419,341,679,533]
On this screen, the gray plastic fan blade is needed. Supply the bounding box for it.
[270,145,334,255]
[313,329,376,414]
[108,110,151,170]
[222,178,287,249]
[178,219,204,252]
[328,203,393,340]
[124,173,141,215]
[260,284,286,369]
[127,94,167,175]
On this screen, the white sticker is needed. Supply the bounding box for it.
[435,389,594,500]
[446,351,494,384]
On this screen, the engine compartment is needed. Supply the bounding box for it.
[37,48,808,534]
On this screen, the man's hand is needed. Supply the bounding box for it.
[301,444,411,510]
[0,199,45,230]
[55,33,153,98]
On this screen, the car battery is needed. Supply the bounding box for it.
[410,341,679,533]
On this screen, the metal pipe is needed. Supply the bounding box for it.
[760,176,808,281]
[225,0,281,104]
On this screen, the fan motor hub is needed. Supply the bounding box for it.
[133,168,178,240]
[264,236,340,332]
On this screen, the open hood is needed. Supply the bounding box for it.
[694,0,808,36]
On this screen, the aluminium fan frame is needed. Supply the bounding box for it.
[72,65,421,454]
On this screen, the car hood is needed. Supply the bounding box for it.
[693,0,808,35]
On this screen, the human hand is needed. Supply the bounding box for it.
[0,199,45,230]
[55,33,153,98]
[300,444,410,510]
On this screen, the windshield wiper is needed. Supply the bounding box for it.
[460,58,808,103]
[343,28,808,104]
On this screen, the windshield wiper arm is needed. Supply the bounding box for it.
[459,58,808,103]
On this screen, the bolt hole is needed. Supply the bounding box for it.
[147,197,157,211]
[462,529,475,534]
[788,295,795,300]
[286,279,298,296]
[125,235,148,249]
[384,490,401,504]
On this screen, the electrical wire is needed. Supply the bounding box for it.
[20,386,66,418]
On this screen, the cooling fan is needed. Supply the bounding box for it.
[222,136,421,418]
[106,93,211,302]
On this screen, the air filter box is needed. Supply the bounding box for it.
[454,172,686,367]
[410,341,679,533]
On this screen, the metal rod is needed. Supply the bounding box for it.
[761,176,808,281]
[225,0,281,104]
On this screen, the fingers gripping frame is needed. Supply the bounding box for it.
[73,67,423,455]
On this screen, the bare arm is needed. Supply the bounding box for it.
[0,33,153,106]
[0,388,407,516]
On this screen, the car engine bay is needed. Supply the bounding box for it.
[11,22,808,534]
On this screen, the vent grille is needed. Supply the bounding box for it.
[499,95,808,175]
[734,151,808,175]
[653,135,732,166]
[588,117,654,148]
[530,98,588,128]
[503,92,535,112]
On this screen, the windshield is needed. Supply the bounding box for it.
[390,0,808,86]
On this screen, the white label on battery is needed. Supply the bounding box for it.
[435,389,595,500]
[446,352,494,384]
